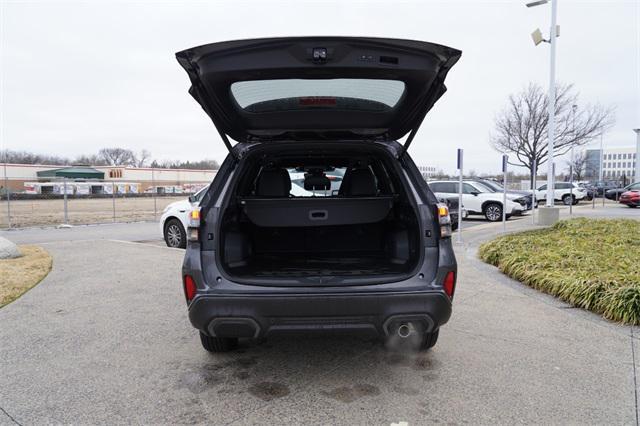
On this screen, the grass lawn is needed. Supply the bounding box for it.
[479,218,640,325]
[0,245,52,307]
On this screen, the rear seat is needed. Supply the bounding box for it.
[256,168,291,197]
[340,168,377,196]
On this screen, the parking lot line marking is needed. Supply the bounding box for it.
[107,239,183,251]
[37,239,106,245]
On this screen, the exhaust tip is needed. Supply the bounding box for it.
[208,317,260,338]
[397,323,413,338]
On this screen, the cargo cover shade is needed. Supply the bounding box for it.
[176,37,461,154]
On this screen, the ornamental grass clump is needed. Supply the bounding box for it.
[478,218,640,325]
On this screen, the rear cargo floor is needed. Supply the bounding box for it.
[231,253,407,277]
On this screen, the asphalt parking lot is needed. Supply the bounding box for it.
[0,204,638,425]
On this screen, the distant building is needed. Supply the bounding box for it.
[585,147,637,180]
[1,163,216,193]
[417,165,437,179]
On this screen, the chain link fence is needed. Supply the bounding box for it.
[1,169,210,229]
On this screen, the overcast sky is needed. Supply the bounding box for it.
[1,0,638,174]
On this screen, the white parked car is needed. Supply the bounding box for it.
[160,185,209,248]
[428,180,527,222]
[288,171,332,196]
[160,170,329,248]
[534,182,587,206]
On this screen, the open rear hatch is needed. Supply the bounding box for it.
[176,37,461,153]
[175,37,459,285]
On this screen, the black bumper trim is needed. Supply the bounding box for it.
[188,290,452,338]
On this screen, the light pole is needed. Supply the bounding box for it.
[634,129,640,183]
[569,104,577,215]
[527,0,560,221]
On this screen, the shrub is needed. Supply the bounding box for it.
[478,218,640,325]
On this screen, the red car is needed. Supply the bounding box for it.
[619,190,640,208]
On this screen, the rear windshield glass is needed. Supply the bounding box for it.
[231,79,405,113]
[288,168,345,197]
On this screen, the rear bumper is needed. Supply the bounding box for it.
[188,290,452,338]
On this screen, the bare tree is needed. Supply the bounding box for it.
[490,83,614,188]
[430,169,451,180]
[1,150,70,165]
[149,159,220,170]
[566,151,588,181]
[73,154,107,166]
[135,149,152,168]
[98,148,137,166]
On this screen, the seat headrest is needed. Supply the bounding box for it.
[256,168,291,197]
[342,168,377,196]
[304,173,331,191]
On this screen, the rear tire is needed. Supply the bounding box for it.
[164,218,186,249]
[484,203,502,222]
[199,332,238,353]
[562,194,575,206]
[421,329,439,351]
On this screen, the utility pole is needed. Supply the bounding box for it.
[527,0,561,225]
[545,0,559,208]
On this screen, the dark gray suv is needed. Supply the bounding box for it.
[176,37,460,352]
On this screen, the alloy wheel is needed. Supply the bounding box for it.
[167,224,182,247]
[486,205,502,221]
[562,195,574,206]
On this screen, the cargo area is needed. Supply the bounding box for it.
[221,204,420,278]
[214,148,424,281]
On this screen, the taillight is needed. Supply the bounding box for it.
[443,271,456,298]
[183,275,197,303]
[187,208,200,242]
[437,203,452,238]
[188,208,200,226]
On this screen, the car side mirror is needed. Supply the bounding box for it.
[188,195,196,203]
[470,191,480,196]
